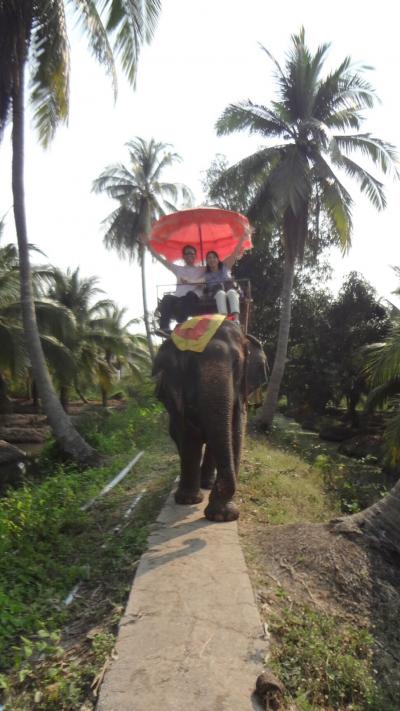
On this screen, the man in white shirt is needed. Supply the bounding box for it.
[142,238,205,334]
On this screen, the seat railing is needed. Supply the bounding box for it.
[156,279,252,331]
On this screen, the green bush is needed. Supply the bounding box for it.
[0,400,165,671]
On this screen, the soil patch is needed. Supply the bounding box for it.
[242,521,400,707]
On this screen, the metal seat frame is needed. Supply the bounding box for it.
[156,279,252,333]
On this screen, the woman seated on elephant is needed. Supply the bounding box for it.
[203,228,249,323]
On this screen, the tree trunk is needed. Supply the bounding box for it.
[60,385,69,412]
[140,244,155,362]
[256,249,296,428]
[101,387,108,408]
[11,60,96,464]
[31,379,39,411]
[334,478,400,554]
[75,382,89,404]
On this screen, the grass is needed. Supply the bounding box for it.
[0,399,179,710]
[267,414,391,514]
[238,425,398,711]
[269,606,386,711]
[239,432,338,525]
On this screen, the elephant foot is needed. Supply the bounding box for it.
[175,488,204,505]
[204,499,239,522]
[200,474,216,490]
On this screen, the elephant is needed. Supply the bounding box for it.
[152,320,267,522]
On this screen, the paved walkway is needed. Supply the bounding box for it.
[97,490,266,711]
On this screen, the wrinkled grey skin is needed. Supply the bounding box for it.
[152,321,267,522]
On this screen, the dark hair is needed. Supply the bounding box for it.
[182,244,197,256]
[205,250,223,272]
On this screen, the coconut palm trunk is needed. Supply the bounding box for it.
[335,480,400,554]
[11,61,96,464]
[257,248,296,428]
[140,243,155,362]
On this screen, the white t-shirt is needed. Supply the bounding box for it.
[169,263,205,297]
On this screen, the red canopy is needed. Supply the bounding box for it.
[149,208,252,264]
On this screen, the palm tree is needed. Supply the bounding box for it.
[0,237,22,412]
[89,304,151,406]
[92,137,192,360]
[0,242,76,413]
[45,267,111,408]
[0,0,161,463]
[215,28,399,428]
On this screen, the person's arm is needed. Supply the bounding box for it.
[223,225,252,270]
[139,233,177,274]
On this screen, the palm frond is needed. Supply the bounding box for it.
[34,298,77,342]
[338,71,377,111]
[103,0,161,85]
[69,0,117,97]
[216,101,290,138]
[92,163,138,198]
[314,156,353,251]
[324,108,362,131]
[29,0,70,147]
[247,180,276,225]
[40,334,77,379]
[365,321,400,387]
[210,145,285,205]
[0,320,25,375]
[333,134,400,177]
[337,155,386,210]
[148,149,181,180]
[267,145,312,215]
[280,29,331,121]
[102,205,141,258]
[366,380,400,411]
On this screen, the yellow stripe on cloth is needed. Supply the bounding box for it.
[171,314,226,352]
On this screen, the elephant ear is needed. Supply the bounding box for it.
[152,340,183,413]
[245,334,268,396]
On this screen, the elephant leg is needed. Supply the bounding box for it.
[168,416,181,455]
[204,423,239,522]
[175,426,204,505]
[200,445,216,489]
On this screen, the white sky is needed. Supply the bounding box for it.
[1,0,400,326]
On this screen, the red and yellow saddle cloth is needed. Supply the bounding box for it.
[171,314,226,352]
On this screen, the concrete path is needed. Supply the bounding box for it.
[97,489,266,711]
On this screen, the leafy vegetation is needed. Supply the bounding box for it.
[0,400,178,709]
[0,256,151,413]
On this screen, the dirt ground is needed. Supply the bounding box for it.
[241,518,400,706]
